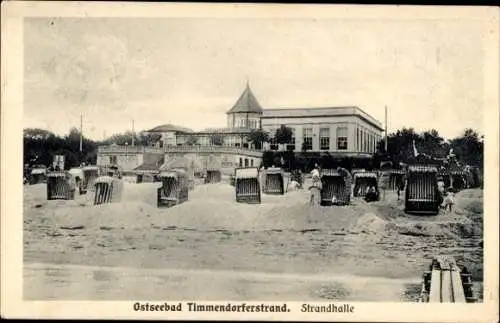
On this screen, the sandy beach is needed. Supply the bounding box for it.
[23,179,483,301]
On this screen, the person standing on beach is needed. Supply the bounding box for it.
[309,171,322,206]
[379,172,388,201]
[314,163,322,176]
[65,172,76,199]
[396,176,405,201]
[443,188,455,212]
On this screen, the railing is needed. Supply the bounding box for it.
[98,146,163,154]
[164,146,263,157]
[98,144,372,158]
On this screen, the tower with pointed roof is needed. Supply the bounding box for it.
[226,82,263,130]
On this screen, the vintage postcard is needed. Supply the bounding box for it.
[1,2,499,321]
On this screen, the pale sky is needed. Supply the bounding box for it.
[24,17,486,141]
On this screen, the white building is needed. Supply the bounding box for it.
[142,83,383,156]
[261,106,383,156]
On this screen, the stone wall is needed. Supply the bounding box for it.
[97,153,143,172]
[163,152,262,175]
[97,145,263,175]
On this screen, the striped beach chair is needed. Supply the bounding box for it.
[46,171,75,200]
[235,167,261,204]
[405,165,440,215]
[93,176,123,205]
[320,169,351,206]
[157,169,189,208]
[263,167,285,195]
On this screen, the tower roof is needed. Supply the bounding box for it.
[226,83,263,114]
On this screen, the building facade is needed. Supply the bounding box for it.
[261,107,383,155]
[141,83,383,155]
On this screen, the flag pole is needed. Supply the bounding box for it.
[132,119,135,147]
[79,114,83,152]
[384,106,388,153]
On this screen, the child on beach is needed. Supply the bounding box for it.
[443,188,455,212]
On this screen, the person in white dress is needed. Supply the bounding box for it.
[309,172,322,206]
[443,188,455,212]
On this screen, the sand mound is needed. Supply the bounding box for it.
[48,201,159,230]
[394,215,481,239]
[150,199,265,231]
[350,213,389,233]
[454,189,483,217]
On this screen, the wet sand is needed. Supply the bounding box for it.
[23,180,484,301]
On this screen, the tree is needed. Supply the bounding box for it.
[420,129,446,158]
[185,136,199,146]
[137,132,162,146]
[381,127,422,164]
[449,128,483,167]
[274,125,293,145]
[23,127,99,168]
[281,150,296,170]
[24,128,54,140]
[248,129,270,150]
[320,152,336,169]
[262,151,275,168]
[103,131,136,146]
[209,133,225,146]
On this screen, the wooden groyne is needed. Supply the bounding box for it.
[419,256,477,303]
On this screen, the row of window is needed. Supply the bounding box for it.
[297,127,348,151]
[156,127,379,152]
[356,127,380,153]
[235,119,259,129]
[266,127,347,150]
[239,158,255,167]
[267,126,379,152]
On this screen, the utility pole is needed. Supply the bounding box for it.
[384,106,388,153]
[132,119,135,147]
[79,113,83,152]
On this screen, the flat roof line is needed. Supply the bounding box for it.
[264,106,357,111]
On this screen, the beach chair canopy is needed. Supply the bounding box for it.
[68,168,84,177]
[47,171,66,178]
[82,166,99,172]
[354,172,378,179]
[94,176,115,184]
[31,168,47,175]
[159,169,186,179]
[351,169,365,176]
[160,157,191,171]
[266,167,283,175]
[408,165,438,173]
[235,167,259,179]
[321,169,342,177]
[133,162,161,175]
